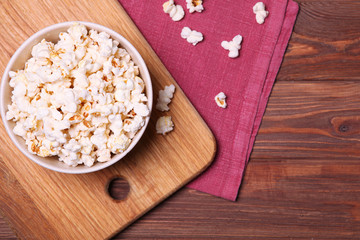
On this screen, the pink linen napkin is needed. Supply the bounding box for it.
[118,0,299,201]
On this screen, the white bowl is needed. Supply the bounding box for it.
[0,21,153,174]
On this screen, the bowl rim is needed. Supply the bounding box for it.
[0,21,153,174]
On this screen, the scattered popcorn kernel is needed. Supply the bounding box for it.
[253,2,269,24]
[156,116,174,135]
[181,27,203,46]
[156,84,176,112]
[186,0,204,13]
[6,23,150,167]
[163,0,185,21]
[215,92,227,108]
[221,34,243,58]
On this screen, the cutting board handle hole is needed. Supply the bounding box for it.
[107,177,130,200]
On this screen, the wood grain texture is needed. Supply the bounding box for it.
[117,158,360,239]
[252,81,360,160]
[0,0,215,239]
[278,1,360,81]
[3,0,360,239]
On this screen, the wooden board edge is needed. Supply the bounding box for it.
[107,142,216,238]
[0,1,218,238]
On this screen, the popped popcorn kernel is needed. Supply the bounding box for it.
[253,2,269,24]
[221,35,243,58]
[181,27,203,46]
[156,84,175,112]
[163,0,185,22]
[156,116,174,135]
[215,92,227,108]
[186,0,204,13]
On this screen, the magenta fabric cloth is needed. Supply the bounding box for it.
[118,0,299,201]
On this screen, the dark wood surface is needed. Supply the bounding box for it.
[2,0,360,239]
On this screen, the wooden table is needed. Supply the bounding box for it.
[1,0,360,239]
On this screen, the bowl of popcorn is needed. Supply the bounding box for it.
[0,22,152,173]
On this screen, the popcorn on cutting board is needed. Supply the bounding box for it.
[156,84,175,111]
[155,84,176,135]
[163,0,185,21]
[6,23,150,167]
[156,116,174,135]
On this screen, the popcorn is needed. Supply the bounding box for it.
[55,89,78,113]
[163,0,185,22]
[253,2,269,24]
[181,27,203,46]
[13,121,27,138]
[6,23,150,167]
[81,154,95,167]
[79,137,93,155]
[156,116,174,135]
[67,22,88,44]
[6,103,21,121]
[215,92,227,108]
[38,146,51,157]
[42,117,69,144]
[59,149,80,167]
[12,81,27,97]
[64,139,82,153]
[108,113,122,127]
[35,107,49,120]
[90,127,108,150]
[107,134,130,154]
[133,102,150,117]
[156,84,175,112]
[221,35,243,58]
[123,115,145,138]
[96,148,111,162]
[31,39,53,59]
[186,0,204,13]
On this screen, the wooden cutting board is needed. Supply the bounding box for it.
[0,0,216,239]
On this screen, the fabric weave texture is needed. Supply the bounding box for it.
[118,0,299,201]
